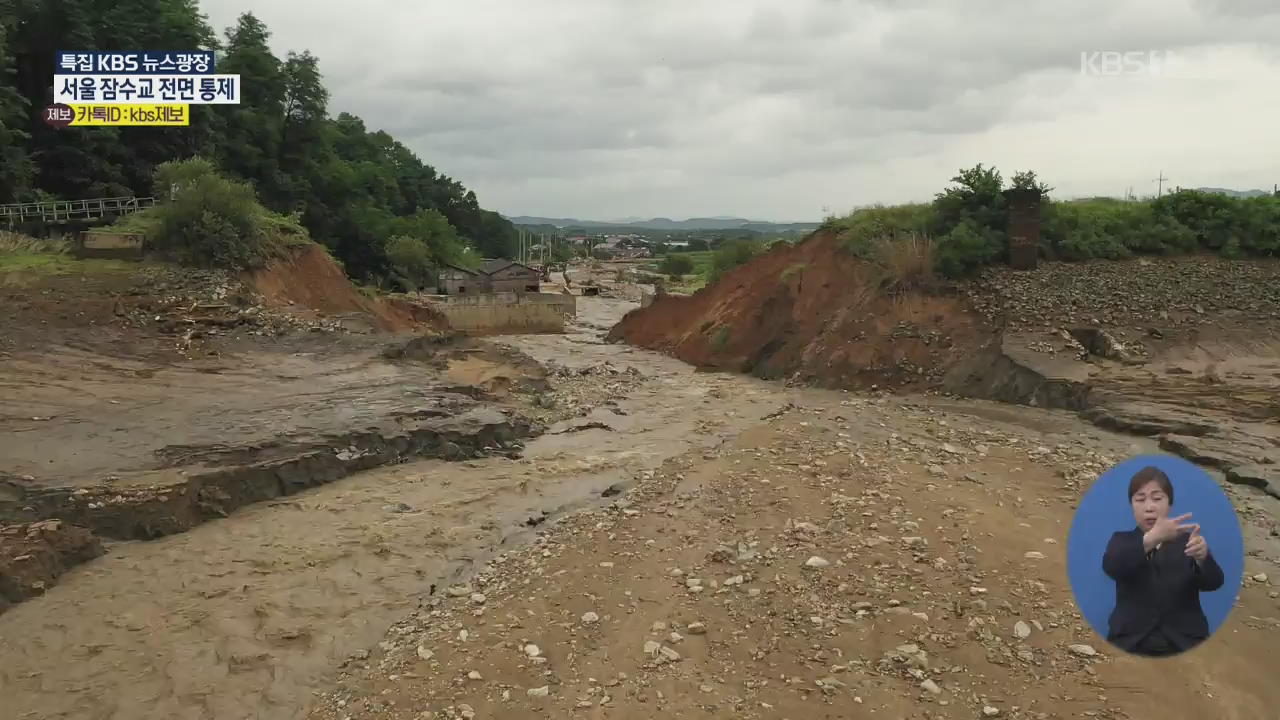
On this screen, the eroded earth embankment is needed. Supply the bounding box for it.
[610,234,1280,492]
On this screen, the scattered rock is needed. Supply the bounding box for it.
[1069,644,1098,657]
[1014,621,1032,639]
[581,611,600,624]
[527,686,550,697]
[1227,465,1280,499]
[804,556,831,569]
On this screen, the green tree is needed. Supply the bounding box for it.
[385,235,434,291]
[150,157,277,269]
[0,18,34,202]
[709,238,763,282]
[658,254,694,277]
[1009,169,1053,196]
[391,208,469,268]
[932,163,1006,238]
[214,13,285,200]
[934,219,1002,278]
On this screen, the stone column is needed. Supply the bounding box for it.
[1002,188,1042,270]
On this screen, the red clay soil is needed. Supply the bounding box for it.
[608,231,994,390]
[247,244,447,333]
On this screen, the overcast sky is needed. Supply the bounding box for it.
[198,0,1279,221]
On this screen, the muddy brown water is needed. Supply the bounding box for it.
[3,296,1277,720]
[0,298,787,720]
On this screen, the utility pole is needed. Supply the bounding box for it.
[1154,170,1169,198]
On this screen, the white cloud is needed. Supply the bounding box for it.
[197,0,1280,220]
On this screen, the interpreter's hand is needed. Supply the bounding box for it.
[1147,512,1197,546]
[1185,525,1209,563]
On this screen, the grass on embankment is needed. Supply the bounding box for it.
[642,250,715,293]
[0,231,145,281]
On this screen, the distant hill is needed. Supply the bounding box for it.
[504,215,821,233]
[1195,187,1273,198]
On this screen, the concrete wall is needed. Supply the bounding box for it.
[491,278,541,293]
[422,292,575,334]
[74,231,144,259]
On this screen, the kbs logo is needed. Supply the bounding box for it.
[1079,50,1179,77]
[94,54,139,72]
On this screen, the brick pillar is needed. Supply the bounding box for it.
[1002,188,1041,270]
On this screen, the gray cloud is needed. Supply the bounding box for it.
[197,0,1280,219]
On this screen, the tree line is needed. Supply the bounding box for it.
[830,164,1280,279]
[0,2,518,282]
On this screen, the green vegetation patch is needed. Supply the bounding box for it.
[826,164,1280,280]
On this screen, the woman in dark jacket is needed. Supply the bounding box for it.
[1102,466,1225,656]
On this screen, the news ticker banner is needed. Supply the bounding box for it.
[53,75,240,104]
[45,51,238,128]
[44,104,189,128]
[57,50,216,74]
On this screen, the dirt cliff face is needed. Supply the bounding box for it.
[607,231,993,390]
[248,244,448,333]
[610,236,1280,496]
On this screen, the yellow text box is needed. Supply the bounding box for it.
[68,104,189,126]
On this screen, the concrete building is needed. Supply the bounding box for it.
[436,259,542,295]
[438,264,481,295]
[481,259,541,293]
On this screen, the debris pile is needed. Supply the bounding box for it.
[114,266,350,354]
[966,256,1280,337]
[525,360,647,422]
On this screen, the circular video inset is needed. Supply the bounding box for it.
[1066,454,1244,658]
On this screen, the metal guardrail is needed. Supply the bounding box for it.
[0,196,156,226]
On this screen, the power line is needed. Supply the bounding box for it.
[1154,170,1169,198]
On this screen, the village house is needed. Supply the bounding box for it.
[437,264,480,295]
[436,259,542,295]
[480,258,542,293]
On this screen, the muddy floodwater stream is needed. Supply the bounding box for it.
[8,295,1277,720]
[0,298,787,720]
